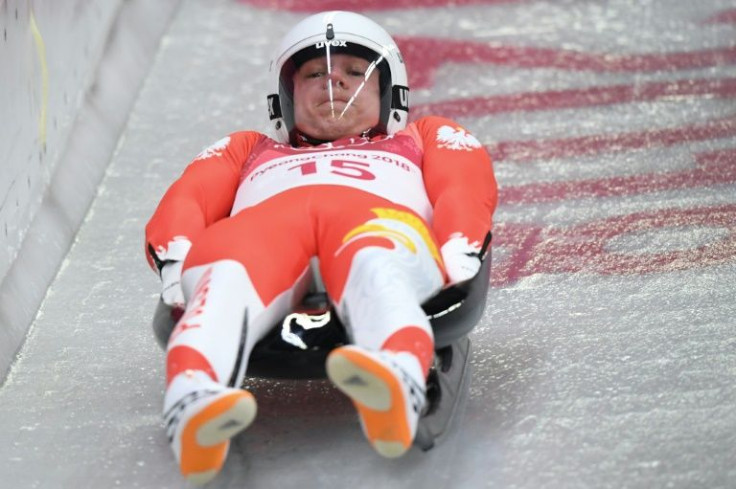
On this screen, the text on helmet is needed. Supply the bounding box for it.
[315,40,348,49]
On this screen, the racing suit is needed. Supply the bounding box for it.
[145,115,498,392]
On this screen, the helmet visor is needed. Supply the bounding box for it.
[278,42,392,143]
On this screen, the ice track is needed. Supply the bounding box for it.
[1,0,735,487]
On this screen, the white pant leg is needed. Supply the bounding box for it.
[168,259,310,390]
[336,220,444,350]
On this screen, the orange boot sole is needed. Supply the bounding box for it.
[179,390,257,484]
[327,347,414,458]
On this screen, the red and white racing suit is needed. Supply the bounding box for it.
[145,115,498,391]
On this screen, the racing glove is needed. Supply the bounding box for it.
[440,234,483,285]
[150,237,192,308]
[161,260,185,308]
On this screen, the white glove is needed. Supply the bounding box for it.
[441,235,482,285]
[152,237,192,308]
[161,260,185,308]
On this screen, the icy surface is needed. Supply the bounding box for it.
[1,0,735,488]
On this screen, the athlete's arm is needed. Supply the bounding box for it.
[144,131,262,273]
[415,116,498,283]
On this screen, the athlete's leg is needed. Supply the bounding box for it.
[163,191,315,483]
[316,190,445,457]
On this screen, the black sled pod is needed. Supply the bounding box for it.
[152,236,492,451]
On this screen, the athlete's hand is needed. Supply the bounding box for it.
[441,235,482,285]
[161,260,185,308]
[152,237,192,309]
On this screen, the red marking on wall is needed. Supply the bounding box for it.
[704,9,736,24]
[492,204,736,285]
[492,223,542,286]
[492,117,736,284]
[397,37,736,89]
[236,0,525,12]
[491,118,736,163]
[412,78,736,120]
[492,117,736,204]
[500,147,736,205]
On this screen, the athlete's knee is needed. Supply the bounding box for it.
[180,259,248,301]
[348,244,442,303]
[348,246,411,292]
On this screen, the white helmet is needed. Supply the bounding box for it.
[267,11,409,145]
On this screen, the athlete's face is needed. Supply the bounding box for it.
[292,53,381,141]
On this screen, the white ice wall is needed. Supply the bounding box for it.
[1,1,121,277]
[0,0,180,380]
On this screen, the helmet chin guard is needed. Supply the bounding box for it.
[267,11,409,145]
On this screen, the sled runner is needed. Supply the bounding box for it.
[152,237,491,451]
